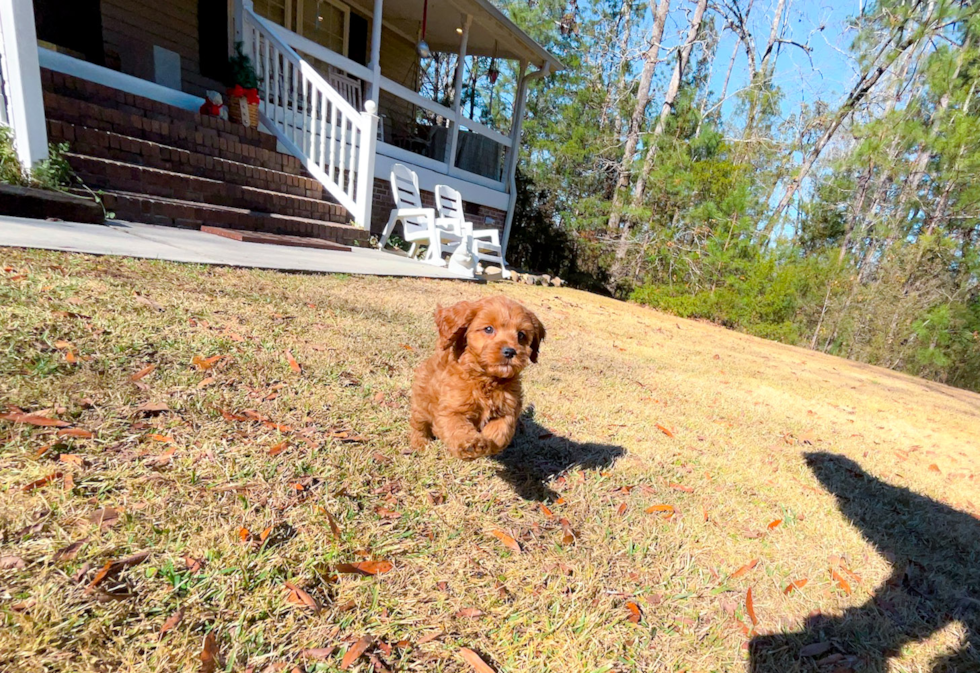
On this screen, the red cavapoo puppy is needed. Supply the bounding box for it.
[410,296,546,459]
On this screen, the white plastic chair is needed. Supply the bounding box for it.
[435,184,511,278]
[378,164,463,266]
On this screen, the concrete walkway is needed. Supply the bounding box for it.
[0,215,475,279]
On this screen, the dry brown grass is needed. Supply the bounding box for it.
[1,248,978,673]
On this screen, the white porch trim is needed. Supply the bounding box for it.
[374,152,509,211]
[0,0,48,166]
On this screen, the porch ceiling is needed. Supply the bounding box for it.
[378,0,563,70]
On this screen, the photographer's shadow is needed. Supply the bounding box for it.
[750,452,980,672]
[491,409,625,501]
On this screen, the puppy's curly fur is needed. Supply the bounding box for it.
[410,296,546,459]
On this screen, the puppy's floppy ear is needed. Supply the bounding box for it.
[434,300,478,356]
[528,310,546,363]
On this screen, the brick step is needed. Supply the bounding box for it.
[44,93,308,177]
[67,154,346,222]
[99,190,369,245]
[41,68,273,150]
[48,122,325,200]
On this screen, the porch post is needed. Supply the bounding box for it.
[367,0,384,106]
[445,13,472,168]
[0,0,48,168]
[502,61,548,258]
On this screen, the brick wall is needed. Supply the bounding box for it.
[369,177,506,238]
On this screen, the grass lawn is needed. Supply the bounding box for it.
[1,248,978,673]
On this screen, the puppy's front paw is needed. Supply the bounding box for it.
[449,436,493,460]
[409,428,431,452]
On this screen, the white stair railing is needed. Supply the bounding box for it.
[241,8,378,229]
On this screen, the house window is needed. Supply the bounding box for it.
[254,0,350,58]
[299,0,350,57]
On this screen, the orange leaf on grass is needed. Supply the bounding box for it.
[400,344,414,351]
[617,502,628,516]
[58,428,94,439]
[285,350,302,373]
[460,648,496,673]
[130,364,156,382]
[341,636,374,670]
[200,631,220,673]
[259,526,273,543]
[192,355,224,371]
[645,504,675,516]
[336,560,393,575]
[456,607,484,618]
[375,507,402,519]
[268,441,288,457]
[284,581,320,614]
[0,412,70,427]
[746,588,758,627]
[831,568,852,595]
[65,350,78,364]
[159,608,184,640]
[183,555,205,573]
[767,519,783,530]
[324,509,343,540]
[539,503,555,519]
[220,409,248,422]
[625,601,642,624]
[302,647,337,659]
[149,434,174,443]
[669,482,693,492]
[656,424,674,437]
[238,527,250,543]
[491,529,522,553]
[928,463,940,473]
[783,579,809,594]
[23,472,63,492]
[729,559,760,579]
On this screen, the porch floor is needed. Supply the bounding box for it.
[0,215,476,279]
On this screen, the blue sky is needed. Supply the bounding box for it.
[661,0,864,122]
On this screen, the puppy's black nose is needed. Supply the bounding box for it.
[502,346,517,359]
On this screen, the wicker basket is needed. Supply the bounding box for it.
[229,96,259,128]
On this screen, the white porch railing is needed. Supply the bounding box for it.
[242,8,378,228]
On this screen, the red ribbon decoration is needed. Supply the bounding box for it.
[228,85,260,104]
[199,101,223,117]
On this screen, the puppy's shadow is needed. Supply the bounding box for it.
[492,408,626,501]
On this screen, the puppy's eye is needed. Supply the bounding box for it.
[483,326,495,334]
[517,331,527,343]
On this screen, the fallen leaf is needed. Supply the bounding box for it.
[57,428,94,439]
[784,578,809,594]
[655,424,674,437]
[136,401,170,415]
[456,607,484,618]
[159,608,184,640]
[417,631,443,644]
[336,560,393,575]
[59,454,85,466]
[302,647,337,659]
[928,463,940,473]
[491,529,521,553]
[220,409,248,422]
[285,350,302,373]
[767,519,783,530]
[53,539,87,562]
[64,473,74,490]
[269,441,289,457]
[668,482,693,492]
[746,588,758,627]
[197,377,216,389]
[149,434,174,443]
[831,568,852,595]
[625,601,642,624]
[645,504,675,516]
[285,581,320,614]
[324,510,343,540]
[799,641,832,657]
[730,559,760,580]
[0,556,26,570]
[400,343,414,351]
[89,507,120,529]
[375,507,402,519]
[238,527,250,543]
[341,636,373,670]
[559,518,578,544]
[192,355,224,371]
[459,647,496,673]
[200,631,220,673]
[183,555,205,573]
[617,502,628,516]
[0,412,70,427]
[539,503,555,518]
[23,472,63,492]
[130,364,156,382]
[65,350,78,364]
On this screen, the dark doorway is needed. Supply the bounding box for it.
[199,0,230,82]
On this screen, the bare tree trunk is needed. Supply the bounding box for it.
[606,0,671,233]
[600,0,636,134]
[630,0,708,211]
[696,30,741,137]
